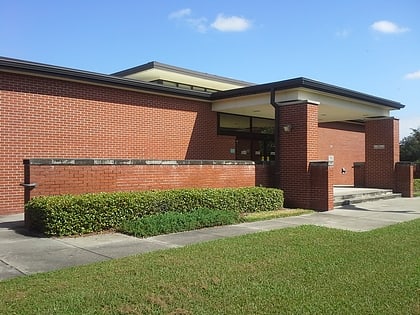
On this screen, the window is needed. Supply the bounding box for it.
[219,114,250,134]
[218,113,276,163]
[252,117,275,134]
[218,113,274,136]
[151,79,219,92]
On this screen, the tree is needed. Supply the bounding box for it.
[400,127,420,162]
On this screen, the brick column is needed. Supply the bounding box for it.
[353,162,365,187]
[394,162,414,197]
[365,118,399,189]
[309,161,334,211]
[275,101,319,209]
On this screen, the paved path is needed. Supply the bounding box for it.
[1,197,419,281]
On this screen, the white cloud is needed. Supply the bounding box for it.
[211,14,252,32]
[186,17,208,33]
[335,29,350,38]
[169,10,252,33]
[169,8,191,19]
[371,20,409,34]
[168,8,207,33]
[404,70,420,80]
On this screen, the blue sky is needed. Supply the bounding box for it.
[1,0,419,139]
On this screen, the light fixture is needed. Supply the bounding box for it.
[283,124,292,132]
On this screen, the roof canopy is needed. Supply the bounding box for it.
[211,78,404,123]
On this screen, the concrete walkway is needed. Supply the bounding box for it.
[1,197,419,281]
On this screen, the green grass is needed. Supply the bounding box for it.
[1,219,419,314]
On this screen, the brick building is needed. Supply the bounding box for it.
[0,57,411,215]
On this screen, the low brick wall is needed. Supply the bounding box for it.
[22,159,273,203]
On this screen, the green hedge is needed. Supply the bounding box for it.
[25,187,284,236]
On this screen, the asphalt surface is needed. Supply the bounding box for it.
[1,197,420,281]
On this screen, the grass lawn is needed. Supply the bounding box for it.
[1,219,419,315]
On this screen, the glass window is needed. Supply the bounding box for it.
[177,83,191,90]
[252,117,275,134]
[219,114,251,133]
[161,80,177,87]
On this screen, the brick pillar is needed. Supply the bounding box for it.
[309,161,334,211]
[365,118,399,188]
[394,162,414,197]
[275,101,319,209]
[353,162,365,188]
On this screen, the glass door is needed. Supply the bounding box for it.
[235,139,252,160]
[236,138,275,162]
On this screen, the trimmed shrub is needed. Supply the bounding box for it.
[25,187,284,236]
[118,207,240,238]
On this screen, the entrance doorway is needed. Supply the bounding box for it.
[236,138,275,162]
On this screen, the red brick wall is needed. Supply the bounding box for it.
[276,102,319,209]
[318,122,365,185]
[0,72,236,214]
[365,118,399,188]
[255,164,275,187]
[24,160,268,201]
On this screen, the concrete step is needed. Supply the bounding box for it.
[333,188,402,207]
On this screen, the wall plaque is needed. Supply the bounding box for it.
[373,145,385,150]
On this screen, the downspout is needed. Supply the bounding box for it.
[270,88,280,188]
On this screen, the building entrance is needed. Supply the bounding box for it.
[236,138,275,162]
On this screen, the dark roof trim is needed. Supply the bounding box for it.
[211,77,405,109]
[112,61,253,87]
[0,57,212,101]
[1,57,405,110]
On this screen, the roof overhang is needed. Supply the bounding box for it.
[113,61,252,91]
[211,78,404,123]
[0,57,213,101]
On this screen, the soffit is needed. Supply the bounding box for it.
[211,88,394,122]
[117,66,251,91]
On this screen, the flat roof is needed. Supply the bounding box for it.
[0,57,212,101]
[0,57,404,110]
